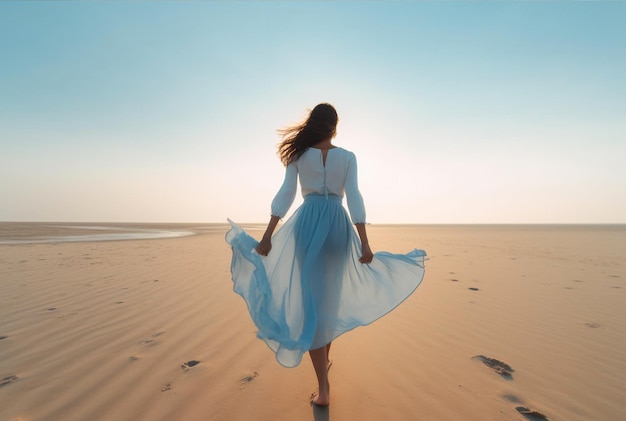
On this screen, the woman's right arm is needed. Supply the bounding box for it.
[256,215,279,256]
[270,162,298,219]
[256,163,298,256]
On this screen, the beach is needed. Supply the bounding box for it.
[1,223,625,421]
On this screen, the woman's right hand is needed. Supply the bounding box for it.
[256,216,279,256]
[256,236,272,256]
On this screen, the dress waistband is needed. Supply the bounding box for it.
[304,193,342,202]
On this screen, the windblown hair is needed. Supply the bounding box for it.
[277,103,338,166]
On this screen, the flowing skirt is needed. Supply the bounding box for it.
[226,194,426,368]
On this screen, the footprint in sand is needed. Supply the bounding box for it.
[139,331,166,346]
[585,322,601,328]
[0,336,8,340]
[239,371,259,389]
[468,287,479,291]
[472,355,514,380]
[181,360,200,371]
[161,382,172,392]
[0,375,19,388]
[516,406,550,420]
[241,372,258,382]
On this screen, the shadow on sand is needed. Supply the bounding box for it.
[312,404,329,421]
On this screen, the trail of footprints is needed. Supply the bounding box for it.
[159,361,203,393]
[140,331,253,394]
[473,355,549,420]
[449,272,480,292]
[132,329,261,394]
[131,331,205,393]
[1,374,19,388]
[0,336,19,389]
[131,331,259,394]
[449,273,551,419]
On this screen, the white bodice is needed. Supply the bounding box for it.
[270,147,366,224]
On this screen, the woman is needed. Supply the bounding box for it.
[226,103,426,406]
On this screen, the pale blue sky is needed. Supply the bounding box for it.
[1,1,625,223]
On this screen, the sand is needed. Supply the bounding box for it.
[1,223,625,421]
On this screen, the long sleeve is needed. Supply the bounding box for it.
[270,162,298,218]
[344,153,366,224]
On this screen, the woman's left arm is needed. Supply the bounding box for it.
[355,223,373,264]
[344,153,366,225]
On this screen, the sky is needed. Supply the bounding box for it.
[1,1,625,224]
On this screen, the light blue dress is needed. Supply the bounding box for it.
[226,147,426,368]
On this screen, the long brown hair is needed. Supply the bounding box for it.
[277,103,338,166]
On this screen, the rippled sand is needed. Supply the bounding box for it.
[1,224,625,420]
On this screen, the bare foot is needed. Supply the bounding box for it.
[310,390,330,407]
[311,377,330,407]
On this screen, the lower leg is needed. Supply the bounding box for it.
[309,346,330,405]
[326,342,332,370]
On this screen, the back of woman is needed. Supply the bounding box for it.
[226,103,426,407]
